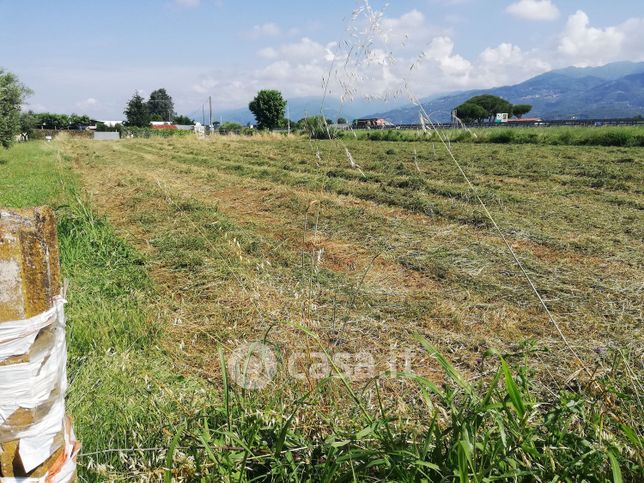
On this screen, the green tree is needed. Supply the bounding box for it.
[277,117,291,129]
[337,117,347,125]
[296,116,324,132]
[249,90,286,130]
[19,111,36,136]
[147,88,174,121]
[460,94,513,122]
[174,114,194,125]
[32,113,72,130]
[124,92,151,127]
[456,102,488,123]
[69,114,91,127]
[295,115,339,139]
[0,68,32,148]
[512,104,533,118]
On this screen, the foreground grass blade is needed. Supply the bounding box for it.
[164,424,185,483]
[501,358,526,419]
[415,335,473,396]
[608,451,623,483]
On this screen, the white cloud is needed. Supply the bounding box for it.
[381,9,426,44]
[478,43,550,85]
[506,0,560,21]
[75,97,99,112]
[200,9,556,108]
[279,37,334,63]
[257,47,278,60]
[174,0,200,8]
[204,8,550,106]
[248,23,281,39]
[558,11,644,66]
[379,9,450,50]
[424,37,472,77]
[428,0,472,5]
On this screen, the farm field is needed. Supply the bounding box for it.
[63,136,642,372]
[1,137,642,480]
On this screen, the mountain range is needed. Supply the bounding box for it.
[217,62,644,125]
[368,62,644,123]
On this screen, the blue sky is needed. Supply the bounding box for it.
[1,0,643,119]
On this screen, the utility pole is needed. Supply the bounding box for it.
[202,105,205,125]
[287,105,290,135]
[209,96,212,127]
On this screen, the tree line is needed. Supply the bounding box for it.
[1,65,536,150]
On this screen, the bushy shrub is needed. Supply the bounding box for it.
[586,130,630,147]
[123,127,193,138]
[487,130,516,144]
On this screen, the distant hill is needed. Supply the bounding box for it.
[218,97,407,125]
[367,61,644,123]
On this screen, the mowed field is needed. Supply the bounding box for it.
[1,136,642,479]
[63,136,642,372]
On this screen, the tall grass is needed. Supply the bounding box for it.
[173,339,642,481]
[122,126,195,138]
[346,126,644,147]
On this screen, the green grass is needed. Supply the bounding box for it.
[0,142,207,480]
[1,140,642,480]
[347,125,644,147]
[181,340,641,481]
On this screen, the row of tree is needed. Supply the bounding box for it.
[456,95,532,123]
[247,90,348,130]
[123,89,194,127]
[223,91,533,130]
[5,75,336,140]
[1,65,536,149]
[19,112,92,131]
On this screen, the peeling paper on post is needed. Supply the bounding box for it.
[0,297,79,481]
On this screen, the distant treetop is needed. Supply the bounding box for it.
[0,68,32,148]
[455,95,532,123]
[249,90,286,130]
[147,88,175,122]
[124,92,151,127]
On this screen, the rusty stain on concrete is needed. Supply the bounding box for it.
[0,207,64,478]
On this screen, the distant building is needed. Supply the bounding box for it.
[93,132,120,141]
[353,118,393,129]
[150,121,177,129]
[505,117,543,124]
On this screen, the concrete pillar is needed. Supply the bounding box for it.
[0,207,70,478]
